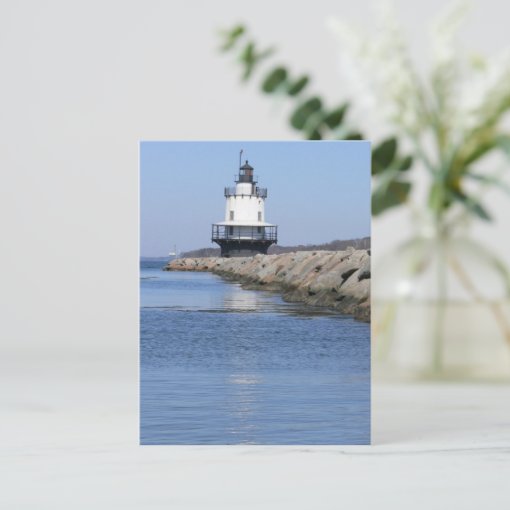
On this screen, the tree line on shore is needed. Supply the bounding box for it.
[180,237,370,258]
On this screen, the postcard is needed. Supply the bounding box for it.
[140,141,371,444]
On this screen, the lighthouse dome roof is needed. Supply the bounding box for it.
[240,160,254,170]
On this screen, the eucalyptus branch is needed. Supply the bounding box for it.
[220,8,510,224]
[219,24,414,216]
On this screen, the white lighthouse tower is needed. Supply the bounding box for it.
[211,152,278,257]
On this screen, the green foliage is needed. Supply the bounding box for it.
[220,24,415,216]
[290,97,322,130]
[261,67,288,93]
[287,76,309,96]
[219,23,510,223]
[323,104,349,129]
[238,42,274,80]
[372,180,411,216]
[370,137,413,214]
[496,134,510,158]
[465,172,510,195]
[219,25,245,51]
[345,132,364,141]
[372,138,397,175]
[307,128,322,140]
[397,155,413,171]
[449,190,491,221]
[428,181,445,215]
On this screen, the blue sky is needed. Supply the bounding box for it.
[140,141,370,256]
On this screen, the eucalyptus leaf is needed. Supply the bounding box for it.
[240,43,274,80]
[220,25,246,51]
[306,128,322,140]
[372,179,411,216]
[398,155,413,171]
[261,67,288,93]
[345,132,363,141]
[290,97,322,130]
[372,138,398,175]
[239,42,256,79]
[287,76,309,96]
[323,104,349,129]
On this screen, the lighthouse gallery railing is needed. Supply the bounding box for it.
[224,187,267,198]
[211,224,277,242]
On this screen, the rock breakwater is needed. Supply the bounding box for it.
[164,249,370,322]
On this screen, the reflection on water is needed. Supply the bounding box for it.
[140,262,370,444]
[223,284,260,310]
[226,373,261,444]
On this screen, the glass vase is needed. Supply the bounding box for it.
[373,219,510,381]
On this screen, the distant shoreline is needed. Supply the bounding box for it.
[178,237,370,259]
[141,237,371,261]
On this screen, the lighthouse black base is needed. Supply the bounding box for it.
[214,239,274,258]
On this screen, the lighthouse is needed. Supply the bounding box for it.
[211,153,278,257]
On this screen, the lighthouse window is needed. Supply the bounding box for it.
[258,212,262,221]
[229,210,234,220]
[257,227,262,233]
[229,226,233,235]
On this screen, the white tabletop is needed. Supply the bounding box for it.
[3,367,510,509]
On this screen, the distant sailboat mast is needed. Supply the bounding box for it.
[168,244,178,257]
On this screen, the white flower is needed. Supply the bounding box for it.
[454,50,510,135]
[330,0,510,149]
[328,2,424,136]
[430,1,469,75]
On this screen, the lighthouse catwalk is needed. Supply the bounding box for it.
[211,152,278,257]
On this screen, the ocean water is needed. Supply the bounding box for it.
[140,260,370,444]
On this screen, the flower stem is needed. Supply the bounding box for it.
[432,230,447,374]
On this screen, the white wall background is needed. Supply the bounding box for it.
[1,1,509,507]
[2,0,509,360]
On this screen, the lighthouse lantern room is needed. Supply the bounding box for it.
[212,152,278,257]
